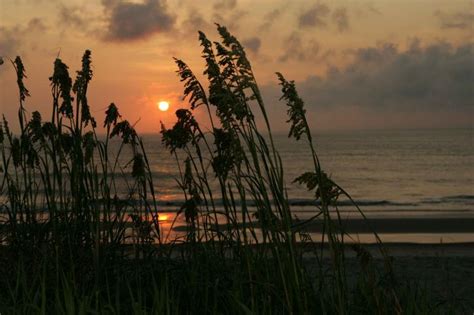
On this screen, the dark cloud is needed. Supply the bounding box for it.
[267,42,474,114]
[103,0,176,42]
[213,0,237,11]
[298,4,330,28]
[279,32,320,62]
[332,7,349,32]
[0,18,47,57]
[435,10,473,30]
[242,37,261,54]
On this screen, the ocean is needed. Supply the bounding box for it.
[1,128,472,243]
[138,128,474,243]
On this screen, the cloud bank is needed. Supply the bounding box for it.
[265,41,473,114]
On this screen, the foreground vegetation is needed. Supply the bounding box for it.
[0,26,456,314]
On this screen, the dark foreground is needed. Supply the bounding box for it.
[309,243,474,312]
[1,242,472,314]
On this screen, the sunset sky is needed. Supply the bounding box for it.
[1,0,472,133]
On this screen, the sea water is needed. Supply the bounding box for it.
[139,128,473,243]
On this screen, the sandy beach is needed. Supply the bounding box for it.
[300,242,474,312]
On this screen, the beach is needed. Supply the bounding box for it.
[300,242,474,311]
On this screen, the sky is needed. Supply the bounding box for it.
[0,0,473,133]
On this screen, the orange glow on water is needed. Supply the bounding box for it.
[158,214,169,222]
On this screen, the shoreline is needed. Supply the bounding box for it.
[298,217,474,233]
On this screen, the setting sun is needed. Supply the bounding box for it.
[158,101,169,112]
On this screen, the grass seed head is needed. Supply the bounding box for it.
[161,109,200,152]
[50,58,74,118]
[110,120,137,144]
[277,72,308,141]
[104,103,120,128]
[83,131,96,164]
[132,153,146,180]
[28,111,43,143]
[0,122,4,144]
[14,56,30,102]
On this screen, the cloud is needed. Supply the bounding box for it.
[213,0,237,11]
[102,0,120,7]
[364,2,381,15]
[213,9,248,31]
[350,1,382,17]
[181,9,212,34]
[56,3,105,38]
[59,4,88,29]
[278,32,321,62]
[332,7,349,32]
[0,18,47,57]
[266,41,474,115]
[434,10,474,30]
[298,3,330,28]
[242,37,261,54]
[211,0,246,30]
[0,27,20,57]
[27,18,47,32]
[103,0,176,42]
[258,6,286,31]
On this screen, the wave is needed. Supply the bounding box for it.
[422,195,474,205]
[1,194,472,213]
[441,195,474,200]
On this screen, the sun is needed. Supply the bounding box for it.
[158,101,170,112]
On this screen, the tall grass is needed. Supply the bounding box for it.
[0,25,443,314]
